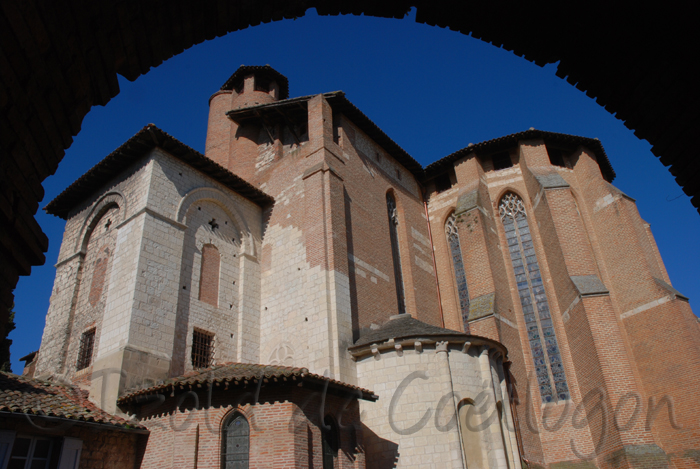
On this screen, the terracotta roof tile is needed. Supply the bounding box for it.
[118,362,377,403]
[0,372,145,430]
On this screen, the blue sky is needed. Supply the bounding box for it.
[10,9,699,372]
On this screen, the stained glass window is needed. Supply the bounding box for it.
[499,193,570,403]
[222,413,249,469]
[387,193,406,314]
[446,213,470,329]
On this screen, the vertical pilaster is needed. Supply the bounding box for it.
[436,341,466,469]
[478,345,509,469]
[33,254,83,376]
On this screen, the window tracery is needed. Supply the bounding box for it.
[446,213,470,328]
[499,193,570,403]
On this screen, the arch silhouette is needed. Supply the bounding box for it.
[1,1,698,341]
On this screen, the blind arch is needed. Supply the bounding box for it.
[199,244,221,307]
[386,192,406,314]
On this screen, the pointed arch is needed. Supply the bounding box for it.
[221,411,249,469]
[445,211,470,329]
[498,192,569,403]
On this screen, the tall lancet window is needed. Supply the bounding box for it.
[446,213,470,328]
[387,192,406,314]
[499,193,570,403]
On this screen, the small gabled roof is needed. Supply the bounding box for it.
[220,65,290,100]
[117,362,377,404]
[424,128,616,182]
[45,124,274,219]
[0,372,145,431]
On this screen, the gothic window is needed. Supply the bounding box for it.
[499,193,570,403]
[76,328,96,371]
[446,213,470,328]
[199,244,221,307]
[322,415,339,469]
[221,413,249,469]
[386,193,406,314]
[192,329,214,369]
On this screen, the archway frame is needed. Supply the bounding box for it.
[1,0,698,342]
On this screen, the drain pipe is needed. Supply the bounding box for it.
[422,188,445,328]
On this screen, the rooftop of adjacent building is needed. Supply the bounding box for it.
[0,372,145,431]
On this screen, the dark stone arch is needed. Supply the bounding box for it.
[1,0,698,342]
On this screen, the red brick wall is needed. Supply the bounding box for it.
[425,138,700,468]
[129,385,364,469]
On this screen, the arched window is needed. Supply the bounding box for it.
[499,193,569,403]
[221,412,249,469]
[446,213,470,328]
[386,192,406,314]
[458,400,484,468]
[322,415,339,469]
[199,244,220,307]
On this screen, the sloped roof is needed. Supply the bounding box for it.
[424,129,616,182]
[220,65,290,100]
[351,314,468,348]
[118,362,377,403]
[0,372,145,431]
[226,91,424,178]
[44,124,274,219]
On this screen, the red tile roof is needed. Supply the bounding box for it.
[118,362,377,403]
[0,372,145,431]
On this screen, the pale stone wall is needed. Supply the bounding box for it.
[35,158,153,378]
[355,341,519,469]
[37,147,264,413]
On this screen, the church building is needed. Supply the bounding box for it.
[4,65,699,469]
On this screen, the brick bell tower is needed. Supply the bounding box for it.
[204,65,289,182]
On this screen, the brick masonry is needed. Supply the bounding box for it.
[30,67,700,468]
